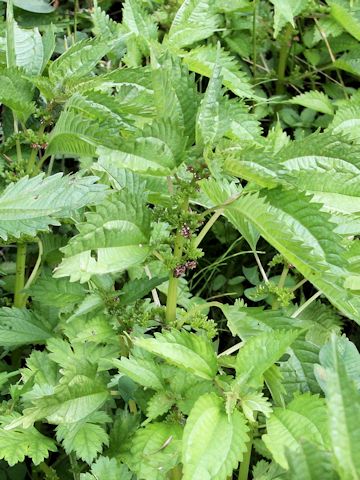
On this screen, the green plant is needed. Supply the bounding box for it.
[0,0,360,479]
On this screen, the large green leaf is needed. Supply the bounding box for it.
[13,23,43,75]
[113,349,164,390]
[182,393,249,480]
[135,329,218,380]
[81,457,132,480]
[262,393,329,469]
[328,0,360,41]
[0,68,35,122]
[0,173,106,240]
[4,0,55,13]
[54,189,151,282]
[285,440,337,480]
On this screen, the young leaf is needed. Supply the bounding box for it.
[135,329,218,380]
[270,0,307,37]
[182,392,249,480]
[113,349,164,390]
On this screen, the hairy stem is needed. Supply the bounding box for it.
[14,243,27,308]
[276,24,293,96]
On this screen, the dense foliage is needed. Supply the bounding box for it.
[1,0,360,478]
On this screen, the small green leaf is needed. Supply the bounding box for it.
[0,308,52,348]
[289,91,334,115]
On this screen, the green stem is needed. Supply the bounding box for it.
[238,427,254,480]
[14,243,27,308]
[69,453,80,480]
[165,231,184,324]
[291,290,322,318]
[252,0,258,80]
[194,209,223,248]
[276,24,293,96]
[278,265,289,289]
[167,465,182,480]
[24,238,43,290]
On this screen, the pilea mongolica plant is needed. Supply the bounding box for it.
[0,0,360,479]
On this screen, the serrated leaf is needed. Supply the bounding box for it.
[0,68,35,122]
[289,91,334,115]
[127,422,182,479]
[0,173,107,240]
[114,349,164,390]
[147,392,175,420]
[135,329,218,380]
[54,190,151,282]
[0,308,52,348]
[184,45,255,99]
[118,276,167,305]
[328,0,360,41]
[182,393,249,480]
[262,393,329,469]
[0,415,56,466]
[285,440,338,480]
[235,330,301,388]
[29,276,86,308]
[81,457,132,480]
[56,416,109,464]
[12,23,43,76]
[270,0,307,37]
[167,0,220,49]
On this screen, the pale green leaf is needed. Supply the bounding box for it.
[135,329,218,380]
[10,0,55,13]
[81,457,132,480]
[146,392,175,420]
[328,0,360,41]
[182,393,249,480]
[270,0,307,37]
[13,23,43,76]
[285,441,337,480]
[29,276,86,308]
[113,349,164,390]
[0,68,35,122]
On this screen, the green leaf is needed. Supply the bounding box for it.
[315,335,360,479]
[56,413,110,464]
[122,0,157,42]
[0,173,107,240]
[127,422,183,479]
[114,348,164,390]
[235,330,301,388]
[8,0,55,13]
[81,456,132,480]
[196,48,223,146]
[146,392,175,420]
[334,48,360,77]
[54,189,151,282]
[0,308,52,348]
[262,393,329,469]
[285,440,338,480]
[0,415,56,466]
[289,91,334,115]
[183,45,255,99]
[167,0,220,49]
[29,275,86,308]
[182,393,249,480]
[135,329,218,380]
[328,0,360,41]
[328,98,360,143]
[0,68,35,122]
[13,23,43,76]
[270,0,307,37]
[118,276,168,305]
[201,178,360,324]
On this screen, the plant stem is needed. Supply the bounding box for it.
[6,0,16,68]
[194,209,223,248]
[165,230,183,324]
[254,251,268,283]
[238,426,254,480]
[167,465,182,480]
[69,453,80,480]
[24,238,43,290]
[278,265,289,289]
[14,243,27,307]
[291,290,322,318]
[276,24,293,96]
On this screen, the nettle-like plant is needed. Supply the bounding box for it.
[0,0,360,479]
